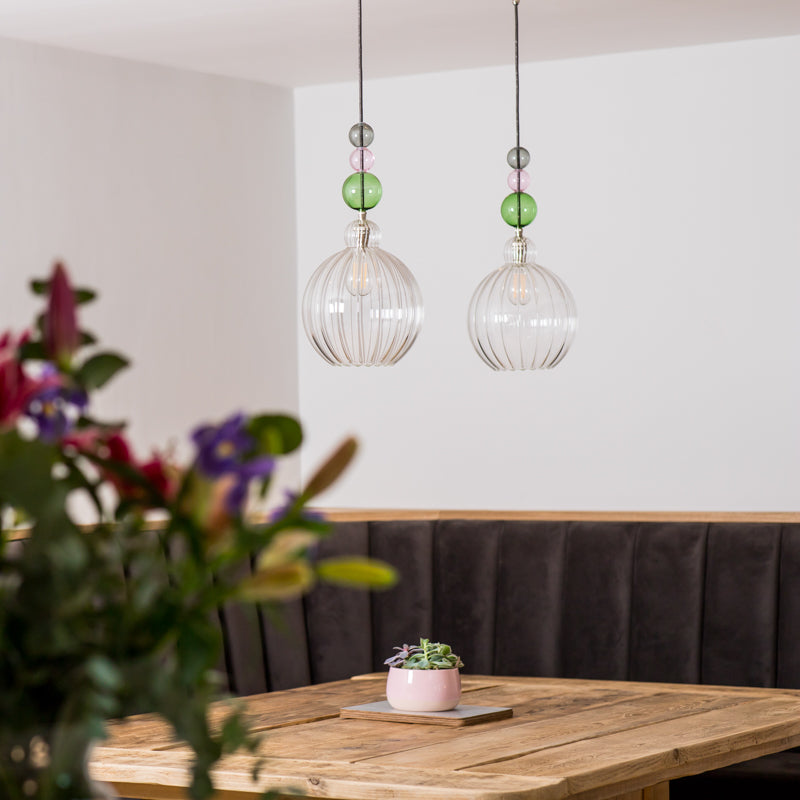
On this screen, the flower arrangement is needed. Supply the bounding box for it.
[0,263,397,799]
[384,638,464,670]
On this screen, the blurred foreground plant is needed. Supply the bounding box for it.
[0,263,396,799]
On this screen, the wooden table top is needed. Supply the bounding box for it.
[92,674,800,800]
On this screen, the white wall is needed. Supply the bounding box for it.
[296,35,800,512]
[0,38,299,482]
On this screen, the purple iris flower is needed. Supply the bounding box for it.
[224,456,275,515]
[191,413,277,516]
[25,381,88,443]
[191,412,253,478]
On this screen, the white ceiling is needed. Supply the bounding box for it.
[0,0,798,88]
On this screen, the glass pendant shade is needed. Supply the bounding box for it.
[303,217,423,366]
[467,235,577,371]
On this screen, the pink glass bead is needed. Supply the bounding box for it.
[349,148,375,172]
[507,169,531,192]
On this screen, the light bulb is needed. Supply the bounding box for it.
[467,234,577,371]
[347,249,372,297]
[508,270,531,306]
[303,218,423,366]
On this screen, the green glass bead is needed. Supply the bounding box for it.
[501,192,537,227]
[342,172,382,210]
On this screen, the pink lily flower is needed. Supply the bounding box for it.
[0,331,37,429]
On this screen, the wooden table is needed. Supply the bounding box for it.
[92,674,800,800]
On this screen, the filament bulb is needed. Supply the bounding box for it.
[508,269,531,305]
[347,249,372,296]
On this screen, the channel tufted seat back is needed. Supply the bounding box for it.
[218,518,800,694]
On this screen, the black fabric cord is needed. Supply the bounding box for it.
[358,0,365,207]
[514,0,521,230]
[358,0,364,125]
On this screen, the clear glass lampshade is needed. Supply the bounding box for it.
[302,218,423,366]
[467,235,577,371]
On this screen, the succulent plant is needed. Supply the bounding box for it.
[384,637,464,670]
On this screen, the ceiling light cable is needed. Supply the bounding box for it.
[357,0,366,207]
[514,0,521,227]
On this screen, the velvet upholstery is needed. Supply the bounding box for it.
[304,521,372,684]
[701,523,782,687]
[494,521,567,676]
[214,518,800,795]
[628,523,706,683]
[370,520,435,670]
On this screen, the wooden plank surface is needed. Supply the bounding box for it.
[93,747,561,800]
[94,676,800,800]
[367,691,748,770]
[468,695,800,800]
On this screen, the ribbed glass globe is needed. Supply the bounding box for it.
[467,235,577,371]
[303,218,423,366]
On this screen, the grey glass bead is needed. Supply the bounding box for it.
[506,146,531,169]
[349,123,374,147]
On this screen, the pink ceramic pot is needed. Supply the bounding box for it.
[385,666,462,711]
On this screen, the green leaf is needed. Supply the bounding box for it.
[80,329,98,346]
[177,621,221,685]
[78,415,127,432]
[302,437,357,500]
[62,458,104,518]
[0,431,60,514]
[315,556,398,590]
[190,771,214,800]
[18,340,48,360]
[30,278,97,305]
[237,561,315,601]
[247,415,303,455]
[220,713,250,753]
[75,351,129,390]
[74,288,97,305]
[85,655,122,692]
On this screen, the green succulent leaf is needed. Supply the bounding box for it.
[391,637,463,670]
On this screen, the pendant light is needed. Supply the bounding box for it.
[302,0,423,367]
[467,0,577,371]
